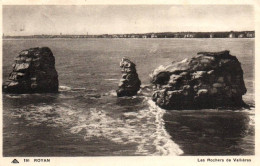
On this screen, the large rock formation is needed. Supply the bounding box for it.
[3,47,59,93]
[150,50,247,109]
[117,58,141,97]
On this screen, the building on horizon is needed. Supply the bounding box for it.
[229,32,235,38]
[246,32,254,38]
[238,34,245,38]
[151,34,157,38]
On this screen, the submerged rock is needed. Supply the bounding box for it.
[3,47,59,93]
[150,50,247,109]
[117,58,141,97]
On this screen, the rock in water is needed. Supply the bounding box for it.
[150,50,247,109]
[116,58,141,97]
[3,47,59,93]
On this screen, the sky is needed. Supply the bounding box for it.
[3,5,254,35]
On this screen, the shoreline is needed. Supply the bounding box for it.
[2,37,255,40]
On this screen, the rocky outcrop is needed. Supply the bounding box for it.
[3,47,59,93]
[150,50,247,109]
[117,58,141,97]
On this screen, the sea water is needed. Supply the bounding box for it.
[3,38,254,156]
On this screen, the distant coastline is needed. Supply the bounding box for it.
[3,31,255,39]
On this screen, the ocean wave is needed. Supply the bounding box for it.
[146,99,183,155]
[10,104,78,127]
[5,94,23,98]
[4,94,44,99]
[59,85,96,93]
[10,98,182,155]
[71,87,87,91]
[59,85,72,91]
[248,114,255,126]
[103,90,117,97]
[69,98,183,156]
[59,86,99,91]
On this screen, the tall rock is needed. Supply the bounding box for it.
[117,58,141,97]
[3,47,59,93]
[150,50,247,109]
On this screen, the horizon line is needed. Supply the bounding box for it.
[3,30,255,36]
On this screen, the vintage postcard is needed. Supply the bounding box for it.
[0,0,258,166]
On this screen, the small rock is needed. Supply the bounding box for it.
[116,58,141,97]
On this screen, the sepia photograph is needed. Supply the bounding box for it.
[1,3,255,161]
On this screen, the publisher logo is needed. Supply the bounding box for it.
[11,159,19,164]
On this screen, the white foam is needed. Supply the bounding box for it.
[11,104,78,128]
[147,99,183,155]
[59,85,72,91]
[67,98,183,156]
[104,90,117,96]
[72,88,86,90]
[5,94,22,98]
[11,99,183,155]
